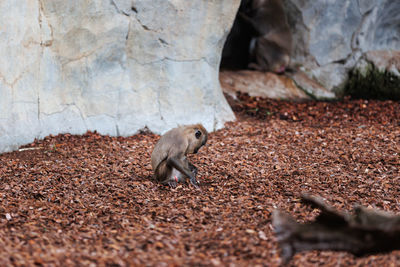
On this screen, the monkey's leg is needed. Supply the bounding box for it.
[161,168,186,188]
[167,157,199,188]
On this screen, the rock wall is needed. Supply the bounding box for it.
[284,0,400,95]
[0,0,239,153]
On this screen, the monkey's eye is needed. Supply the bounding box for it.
[195,130,201,139]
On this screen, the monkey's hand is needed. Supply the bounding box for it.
[189,176,200,188]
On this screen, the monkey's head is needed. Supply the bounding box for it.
[184,124,208,154]
[253,37,291,74]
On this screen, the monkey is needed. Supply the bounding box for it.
[240,0,293,74]
[151,124,208,188]
[247,30,291,74]
[220,0,292,74]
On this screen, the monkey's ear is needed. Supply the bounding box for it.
[195,130,202,139]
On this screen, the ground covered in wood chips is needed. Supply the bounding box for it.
[1,94,399,266]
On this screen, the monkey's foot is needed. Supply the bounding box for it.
[161,178,178,188]
[167,180,178,188]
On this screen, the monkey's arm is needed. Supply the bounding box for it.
[188,162,198,176]
[166,157,199,187]
[248,62,263,71]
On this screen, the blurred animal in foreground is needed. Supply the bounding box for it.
[273,194,400,265]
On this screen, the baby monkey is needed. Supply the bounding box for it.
[151,124,208,188]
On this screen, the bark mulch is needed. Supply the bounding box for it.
[0,93,399,266]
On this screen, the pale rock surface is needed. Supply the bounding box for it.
[355,50,400,77]
[220,70,310,101]
[0,0,238,153]
[284,0,400,95]
[287,71,335,100]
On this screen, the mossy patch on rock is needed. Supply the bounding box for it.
[344,64,400,100]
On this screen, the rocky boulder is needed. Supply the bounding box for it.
[0,0,238,153]
[284,0,400,96]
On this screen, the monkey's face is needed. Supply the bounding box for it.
[255,38,291,74]
[186,126,208,154]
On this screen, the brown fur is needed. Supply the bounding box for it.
[242,0,292,73]
[151,124,208,188]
